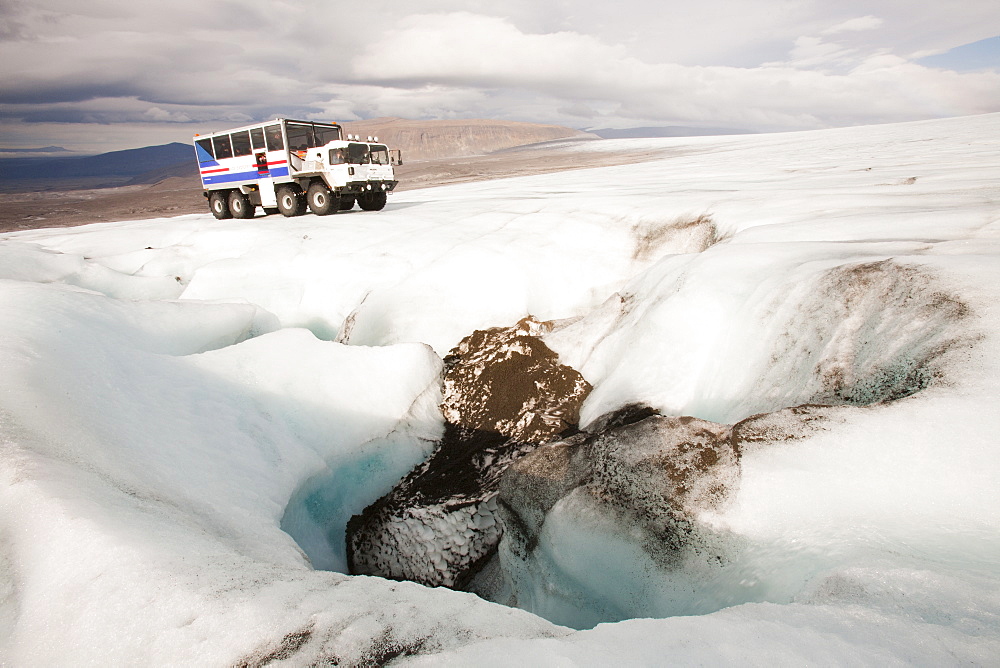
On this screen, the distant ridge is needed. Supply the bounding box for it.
[341,117,598,160]
[0,142,193,182]
[126,160,198,185]
[0,146,71,154]
[589,126,755,139]
[0,119,598,190]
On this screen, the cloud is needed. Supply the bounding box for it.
[350,13,631,88]
[785,36,861,69]
[2,1,1000,152]
[822,15,884,35]
[346,13,1000,131]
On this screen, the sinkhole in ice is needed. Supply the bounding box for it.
[280,259,977,630]
[281,433,434,573]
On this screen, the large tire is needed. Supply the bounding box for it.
[228,190,255,219]
[307,182,339,216]
[339,195,356,211]
[209,191,232,219]
[358,191,387,211]
[276,186,306,217]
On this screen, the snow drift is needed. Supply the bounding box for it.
[2,113,1000,664]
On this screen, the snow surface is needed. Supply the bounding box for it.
[2,113,1000,664]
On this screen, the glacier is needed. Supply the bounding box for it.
[1,113,999,664]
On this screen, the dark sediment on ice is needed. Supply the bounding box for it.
[347,317,591,588]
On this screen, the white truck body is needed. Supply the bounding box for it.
[193,118,399,218]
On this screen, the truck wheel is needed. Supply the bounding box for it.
[209,191,232,219]
[277,186,306,217]
[339,195,356,211]
[228,190,256,219]
[358,191,387,211]
[307,183,339,216]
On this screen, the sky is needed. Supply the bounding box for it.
[1,0,999,154]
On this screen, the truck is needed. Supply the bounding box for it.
[193,118,400,219]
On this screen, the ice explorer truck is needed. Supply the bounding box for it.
[193,118,399,219]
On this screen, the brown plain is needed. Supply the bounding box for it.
[0,119,656,234]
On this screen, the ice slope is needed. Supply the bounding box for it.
[1,113,999,664]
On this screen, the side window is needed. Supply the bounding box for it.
[195,138,214,162]
[286,124,311,151]
[264,125,284,152]
[231,131,252,157]
[314,125,341,145]
[250,127,266,151]
[213,135,233,159]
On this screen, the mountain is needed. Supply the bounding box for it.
[0,120,594,191]
[125,160,198,185]
[341,117,598,160]
[0,146,71,155]
[0,142,193,182]
[0,121,751,189]
[589,125,755,139]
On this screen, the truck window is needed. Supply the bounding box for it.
[264,124,284,152]
[370,145,389,165]
[250,127,266,151]
[347,143,370,164]
[314,125,341,145]
[213,135,234,159]
[231,131,252,157]
[286,124,312,151]
[285,122,341,150]
[195,138,214,162]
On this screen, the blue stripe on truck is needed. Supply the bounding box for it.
[202,167,289,185]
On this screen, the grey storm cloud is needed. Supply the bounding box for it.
[0,83,138,106]
[1,0,999,151]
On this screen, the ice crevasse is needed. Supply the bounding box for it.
[0,113,999,664]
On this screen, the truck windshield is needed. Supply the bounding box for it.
[347,143,370,164]
[370,145,389,165]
